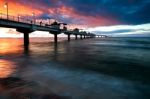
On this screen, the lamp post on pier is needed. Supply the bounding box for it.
[32,12,35,24]
[18,15,20,22]
[4,2,8,19]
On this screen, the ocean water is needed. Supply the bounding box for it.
[0,37,150,99]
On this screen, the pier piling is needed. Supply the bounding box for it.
[75,34,78,40]
[16,28,33,47]
[67,34,71,41]
[24,33,29,46]
[80,35,83,39]
[54,34,58,44]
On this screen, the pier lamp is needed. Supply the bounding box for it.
[4,2,8,19]
[49,18,51,25]
[32,12,35,24]
[18,15,20,22]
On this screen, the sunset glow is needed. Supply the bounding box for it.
[0,0,42,17]
[0,1,150,98]
[0,0,150,37]
[0,59,16,78]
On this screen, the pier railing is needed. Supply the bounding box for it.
[0,13,97,36]
[0,13,50,26]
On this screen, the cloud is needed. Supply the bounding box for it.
[0,0,150,37]
[63,0,150,25]
[86,23,150,37]
[1,0,149,27]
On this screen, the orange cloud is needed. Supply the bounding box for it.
[0,0,42,17]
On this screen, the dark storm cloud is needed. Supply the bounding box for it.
[63,0,150,24]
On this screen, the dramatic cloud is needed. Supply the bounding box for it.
[0,0,149,37]
[63,0,150,25]
[1,0,149,27]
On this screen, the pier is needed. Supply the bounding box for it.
[96,35,108,38]
[0,13,96,46]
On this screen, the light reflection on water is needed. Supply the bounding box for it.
[0,38,23,55]
[0,37,150,99]
[0,59,16,78]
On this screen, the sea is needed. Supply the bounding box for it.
[0,37,150,99]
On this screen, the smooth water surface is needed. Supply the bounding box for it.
[0,37,150,99]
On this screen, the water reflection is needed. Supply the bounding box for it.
[0,59,16,78]
[0,38,150,99]
[0,39,23,55]
[23,45,30,55]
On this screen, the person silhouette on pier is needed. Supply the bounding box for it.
[40,21,42,26]
[63,26,67,31]
[31,20,33,24]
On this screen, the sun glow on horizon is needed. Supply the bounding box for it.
[0,28,70,38]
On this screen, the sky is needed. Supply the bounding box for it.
[0,0,150,37]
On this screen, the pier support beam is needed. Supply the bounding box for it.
[67,34,71,41]
[16,28,33,47]
[50,31,60,44]
[75,34,77,40]
[54,34,58,44]
[24,33,29,46]
[80,35,83,40]
[84,35,86,39]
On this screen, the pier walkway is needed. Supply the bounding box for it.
[0,13,95,46]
